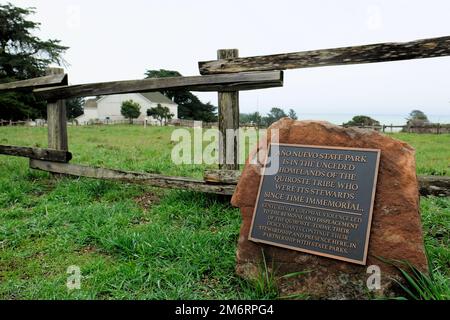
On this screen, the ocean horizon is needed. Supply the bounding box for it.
[296,113,450,126]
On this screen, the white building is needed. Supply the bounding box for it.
[76,92,178,124]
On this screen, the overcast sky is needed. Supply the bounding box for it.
[12,0,450,117]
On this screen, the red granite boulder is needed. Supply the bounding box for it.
[231,118,428,299]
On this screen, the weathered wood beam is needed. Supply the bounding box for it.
[29,160,236,195]
[0,73,68,92]
[203,170,450,197]
[47,98,68,150]
[204,169,242,185]
[199,36,450,74]
[33,71,284,101]
[27,161,450,197]
[0,145,72,163]
[217,49,240,170]
[419,175,450,197]
[46,68,68,151]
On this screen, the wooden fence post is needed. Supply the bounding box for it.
[217,49,240,170]
[46,68,68,152]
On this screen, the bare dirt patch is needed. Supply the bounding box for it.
[134,192,161,212]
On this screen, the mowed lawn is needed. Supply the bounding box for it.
[0,125,449,299]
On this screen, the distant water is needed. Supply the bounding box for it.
[297,113,450,126]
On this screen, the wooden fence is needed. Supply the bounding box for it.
[0,35,450,196]
[341,123,450,134]
[0,119,28,126]
[2,119,448,134]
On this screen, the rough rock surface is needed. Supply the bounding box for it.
[231,119,428,299]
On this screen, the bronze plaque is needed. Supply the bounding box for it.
[249,143,381,265]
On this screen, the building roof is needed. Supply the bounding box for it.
[84,98,98,108]
[140,92,175,105]
[84,92,176,110]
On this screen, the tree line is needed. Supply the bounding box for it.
[341,110,432,127]
[240,107,298,127]
[120,100,174,125]
[239,109,433,128]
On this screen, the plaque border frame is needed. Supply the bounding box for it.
[248,143,381,265]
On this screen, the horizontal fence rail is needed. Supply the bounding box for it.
[199,36,450,74]
[0,120,29,126]
[0,145,72,163]
[203,170,450,197]
[25,163,450,197]
[418,175,450,197]
[30,160,236,195]
[0,73,68,92]
[33,71,283,101]
[339,123,450,134]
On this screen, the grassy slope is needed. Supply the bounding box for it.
[386,133,450,176]
[0,126,448,299]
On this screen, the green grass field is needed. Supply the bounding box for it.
[386,133,450,176]
[0,125,449,299]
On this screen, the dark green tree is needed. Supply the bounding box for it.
[288,109,298,120]
[343,115,380,127]
[147,103,174,126]
[407,110,429,125]
[120,100,141,124]
[241,111,263,127]
[263,107,288,126]
[249,112,263,127]
[144,69,217,122]
[240,113,250,124]
[0,3,68,120]
[66,97,84,120]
